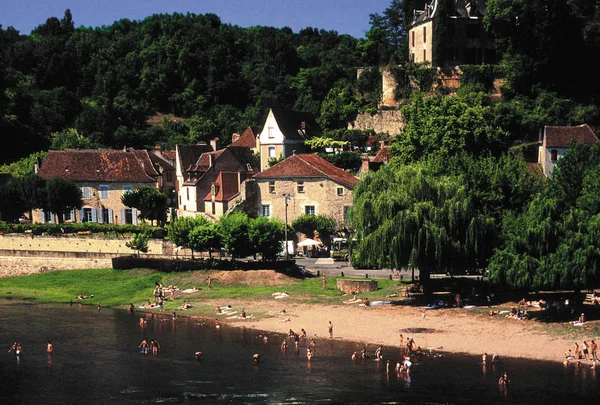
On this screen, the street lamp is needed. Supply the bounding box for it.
[284,194,291,260]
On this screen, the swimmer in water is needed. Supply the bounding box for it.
[498,372,509,386]
[8,342,17,353]
[351,351,357,360]
[150,339,160,355]
[138,339,149,354]
[47,340,53,354]
[195,351,203,360]
[307,346,313,362]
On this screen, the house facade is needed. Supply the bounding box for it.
[257,109,320,170]
[177,144,259,220]
[34,149,159,224]
[538,124,600,177]
[409,0,495,66]
[149,147,177,207]
[253,153,358,226]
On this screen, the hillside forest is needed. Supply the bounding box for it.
[1,0,600,293]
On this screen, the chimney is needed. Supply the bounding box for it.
[232,133,241,143]
[301,121,306,130]
[539,128,544,144]
[210,137,220,151]
[34,156,41,174]
[292,150,296,156]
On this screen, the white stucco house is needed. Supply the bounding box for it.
[538,124,599,177]
[257,109,321,170]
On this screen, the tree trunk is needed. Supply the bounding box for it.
[420,267,432,303]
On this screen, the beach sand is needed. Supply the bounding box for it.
[0,263,592,363]
[208,297,584,363]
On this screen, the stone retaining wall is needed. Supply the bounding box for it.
[0,234,165,255]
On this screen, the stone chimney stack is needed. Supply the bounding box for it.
[210,137,220,151]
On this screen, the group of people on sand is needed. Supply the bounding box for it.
[565,340,598,366]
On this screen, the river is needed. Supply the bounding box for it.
[0,300,598,404]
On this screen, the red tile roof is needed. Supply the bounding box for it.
[230,126,258,148]
[254,153,359,189]
[132,150,160,177]
[544,124,599,148]
[38,150,157,183]
[203,172,240,202]
[190,150,225,172]
[372,146,391,163]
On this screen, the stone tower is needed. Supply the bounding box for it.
[380,66,401,108]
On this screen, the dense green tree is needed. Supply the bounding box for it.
[45,177,83,223]
[351,162,496,299]
[318,151,363,173]
[391,94,510,163]
[126,232,150,256]
[50,128,94,150]
[292,214,337,246]
[488,143,600,292]
[248,216,285,261]
[188,217,221,259]
[168,216,200,258]
[218,212,254,259]
[121,186,168,226]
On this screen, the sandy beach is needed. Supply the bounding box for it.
[0,262,593,363]
[206,296,589,363]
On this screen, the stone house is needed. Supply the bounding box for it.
[253,153,358,227]
[177,143,259,220]
[258,109,321,170]
[538,124,599,177]
[34,149,159,224]
[148,147,177,207]
[409,0,495,66]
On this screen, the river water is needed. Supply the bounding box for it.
[0,300,599,404]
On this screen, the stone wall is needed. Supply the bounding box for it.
[349,110,404,136]
[0,234,165,255]
[336,278,378,294]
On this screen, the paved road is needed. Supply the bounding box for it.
[294,257,420,280]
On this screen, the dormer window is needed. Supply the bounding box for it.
[550,149,558,161]
[268,127,274,139]
[246,163,252,171]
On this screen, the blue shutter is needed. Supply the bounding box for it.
[79,209,84,222]
[132,209,138,225]
[108,209,113,224]
[97,209,103,224]
[121,209,126,225]
[91,208,97,223]
[40,209,45,223]
[71,209,75,222]
[50,212,55,223]
[83,187,89,198]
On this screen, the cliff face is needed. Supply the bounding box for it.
[348,110,404,136]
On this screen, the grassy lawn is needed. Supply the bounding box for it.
[0,268,409,317]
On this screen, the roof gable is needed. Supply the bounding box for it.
[544,124,599,148]
[203,172,240,202]
[38,150,157,183]
[176,143,214,173]
[271,109,321,141]
[230,126,258,148]
[254,153,358,189]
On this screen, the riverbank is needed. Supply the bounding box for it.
[0,265,597,364]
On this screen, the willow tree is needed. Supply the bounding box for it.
[351,163,495,299]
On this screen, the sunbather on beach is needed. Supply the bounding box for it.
[179,302,192,310]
